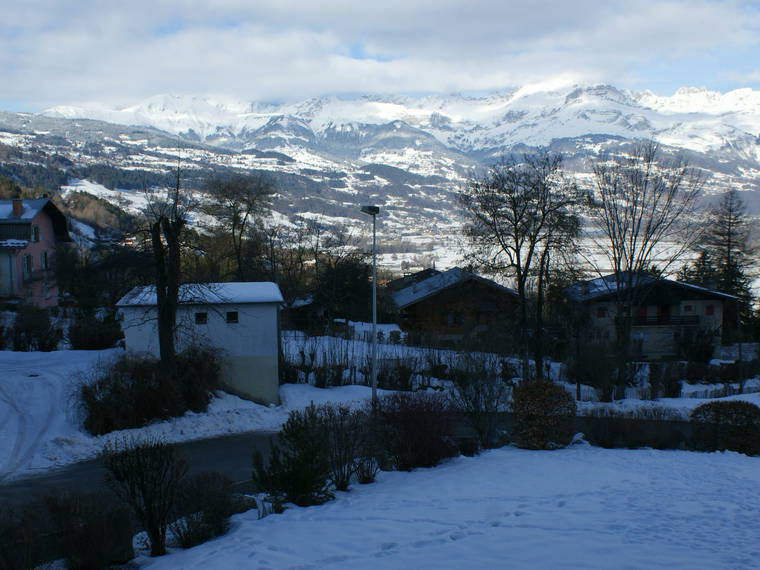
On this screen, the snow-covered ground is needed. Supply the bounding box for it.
[3,337,760,482]
[140,444,760,570]
[0,349,389,482]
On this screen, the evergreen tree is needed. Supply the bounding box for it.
[680,190,755,335]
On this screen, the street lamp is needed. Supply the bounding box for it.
[361,205,380,405]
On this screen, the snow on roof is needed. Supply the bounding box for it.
[391,267,517,309]
[117,282,284,307]
[565,272,736,302]
[0,199,50,222]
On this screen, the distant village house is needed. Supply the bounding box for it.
[389,267,518,347]
[0,198,71,308]
[565,273,735,360]
[117,282,284,405]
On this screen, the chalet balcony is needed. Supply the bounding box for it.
[621,315,700,327]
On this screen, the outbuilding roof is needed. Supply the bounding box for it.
[391,267,517,309]
[117,282,284,307]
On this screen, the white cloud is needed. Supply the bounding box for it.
[1,0,758,110]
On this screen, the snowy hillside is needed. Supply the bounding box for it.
[1,84,758,269]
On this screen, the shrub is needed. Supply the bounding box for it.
[170,472,234,549]
[80,346,222,435]
[375,358,415,391]
[690,400,760,455]
[450,378,510,449]
[0,505,44,570]
[678,329,716,363]
[68,313,123,350]
[580,407,687,449]
[175,346,223,412]
[321,405,368,491]
[511,381,576,450]
[566,341,617,402]
[252,405,333,508]
[373,392,457,471]
[102,437,188,557]
[12,305,61,351]
[44,491,134,569]
[354,455,379,484]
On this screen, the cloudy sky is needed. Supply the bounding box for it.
[2,0,759,111]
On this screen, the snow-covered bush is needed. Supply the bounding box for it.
[511,381,576,450]
[170,472,235,549]
[102,437,188,557]
[690,400,760,455]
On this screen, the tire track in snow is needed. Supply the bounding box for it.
[0,366,65,482]
[0,381,28,482]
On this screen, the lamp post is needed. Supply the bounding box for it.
[361,205,380,405]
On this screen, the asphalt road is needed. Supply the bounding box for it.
[0,430,277,507]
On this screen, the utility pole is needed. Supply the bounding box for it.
[361,205,380,405]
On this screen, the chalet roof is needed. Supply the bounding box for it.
[391,267,517,309]
[0,199,71,242]
[117,282,284,307]
[0,199,50,221]
[565,272,736,303]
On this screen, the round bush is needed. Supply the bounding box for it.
[690,400,760,455]
[511,381,576,450]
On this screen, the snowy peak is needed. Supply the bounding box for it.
[40,84,760,157]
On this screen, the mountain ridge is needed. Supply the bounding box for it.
[1,83,758,269]
[42,84,760,159]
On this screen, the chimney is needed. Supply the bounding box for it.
[11,198,23,218]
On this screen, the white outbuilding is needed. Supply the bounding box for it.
[116,282,284,405]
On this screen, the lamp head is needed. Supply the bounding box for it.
[361,205,380,216]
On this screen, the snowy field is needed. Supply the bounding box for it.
[140,445,760,570]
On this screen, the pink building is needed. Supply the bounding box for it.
[0,198,71,308]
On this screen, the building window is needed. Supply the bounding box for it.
[705,304,715,316]
[31,226,40,242]
[596,307,607,318]
[226,311,239,324]
[683,304,693,312]
[23,255,32,277]
[195,312,208,325]
[40,251,49,270]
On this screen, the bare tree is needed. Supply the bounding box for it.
[142,168,193,378]
[588,140,704,379]
[202,173,274,281]
[460,151,583,379]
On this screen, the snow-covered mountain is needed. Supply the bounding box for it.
[44,85,760,159]
[1,84,758,269]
